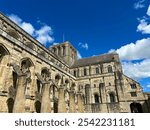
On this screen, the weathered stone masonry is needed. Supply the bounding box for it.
[0,12,149,113]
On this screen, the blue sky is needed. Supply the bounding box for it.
[0,0,150,92]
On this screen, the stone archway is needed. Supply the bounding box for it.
[7,98,14,113]
[130,102,143,113]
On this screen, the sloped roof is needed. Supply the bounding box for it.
[71,53,117,68]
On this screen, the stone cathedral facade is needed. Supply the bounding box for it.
[0,12,149,113]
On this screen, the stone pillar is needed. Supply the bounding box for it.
[77,93,84,113]
[58,86,66,113]
[56,47,58,55]
[13,75,26,112]
[40,83,51,113]
[69,91,75,113]
[60,46,62,56]
[0,55,10,92]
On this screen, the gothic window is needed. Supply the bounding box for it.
[131,84,137,89]
[62,46,65,56]
[84,68,87,76]
[41,68,50,81]
[130,92,137,97]
[55,74,61,84]
[26,42,36,50]
[108,65,113,73]
[74,70,76,77]
[35,101,41,113]
[109,93,115,103]
[54,101,58,113]
[39,51,47,58]
[37,80,41,93]
[7,98,14,113]
[85,84,90,104]
[7,29,20,40]
[53,48,57,54]
[13,72,17,89]
[94,94,99,103]
[96,67,99,74]
[58,46,61,56]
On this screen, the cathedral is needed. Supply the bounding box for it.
[0,12,150,113]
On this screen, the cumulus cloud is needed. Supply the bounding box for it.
[108,5,150,82]
[137,5,150,34]
[137,18,150,34]
[122,59,150,80]
[8,14,35,35]
[108,38,150,80]
[35,25,54,45]
[77,51,82,59]
[8,14,54,46]
[78,42,89,50]
[134,0,145,10]
[109,38,150,60]
[147,84,150,88]
[147,5,150,16]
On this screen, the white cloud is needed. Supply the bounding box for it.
[108,38,150,80]
[109,38,150,60]
[137,5,150,34]
[8,14,35,35]
[8,14,54,45]
[52,42,59,45]
[21,22,35,35]
[137,18,150,34]
[77,51,82,59]
[35,25,54,45]
[134,0,145,10]
[8,14,22,25]
[147,5,150,16]
[147,84,150,88]
[122,59,150,80]
[78,42,89,50]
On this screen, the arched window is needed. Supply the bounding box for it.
[53,48,56,54]
[85,84,90,104]
[84,68,87,76]
[7,29,20,40]
[13,72,17,89]
[54,101,58,113]
[7,98,14,113]
[41,68,50,81]
[108,65,113,73]
[58,46,61,56]
[96,67,99,74]
[94,94,99,103]
[74,70,76,77]
[62,46,65,56]
[55,74,61,84]
[109,93,115,103]
[36,80,41,93]
[35,101,41,113]
[21,58,33,83]
[26,42,36,51]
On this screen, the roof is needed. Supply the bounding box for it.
[71,53,118,68]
